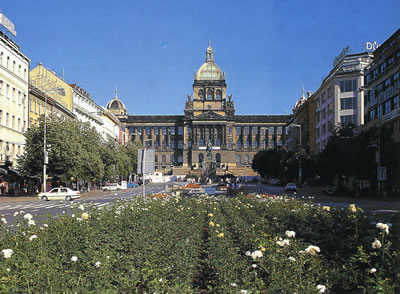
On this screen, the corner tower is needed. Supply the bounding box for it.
[187,42,234,118]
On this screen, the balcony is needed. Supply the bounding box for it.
[378,81,400,104]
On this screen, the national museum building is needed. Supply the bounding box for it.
[108,44,290,176]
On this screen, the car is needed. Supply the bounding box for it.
[284,183,297,192]
[216,183,229,191]
[101,183,122,191]
[323,186,338,195]
[127,182,139,188]
[38,187,80,201]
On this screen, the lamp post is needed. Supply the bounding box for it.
[43,87,65,192]
[289,124,302,184]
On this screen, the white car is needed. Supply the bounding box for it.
[101,183,122,191]
[38,187,80,201]
[284,183,297,192]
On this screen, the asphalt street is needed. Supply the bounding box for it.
[0,183,167,225]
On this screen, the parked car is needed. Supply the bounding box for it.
[127,182,139,188]
[101,183,122,191]
[284,183,297,192]
[38,187,80,201]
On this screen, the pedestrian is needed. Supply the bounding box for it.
[0,181,4,196]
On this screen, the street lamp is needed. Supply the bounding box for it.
[43,87,66,192]
[289,124,302,184]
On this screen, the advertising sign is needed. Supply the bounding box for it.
[0,13,16,37]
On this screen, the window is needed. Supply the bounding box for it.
[369,109,375,121]
[216,89,222,100]
[146,127,151,135]
[170,155,174,164]
[253,141,258,148]
[170,127,175,135]
[321,92,326,104]
[388,56,395,65]
[12,88,15,101]
[328,86,334,98]
[245,155,250,165]
[377,105,383,118]
[162,140,167,149]
[321,108,326,120]
[236,140,241,149]
[154,140,159,149]
[328,120,334,132]
[328,103,333,115]
[198,89,204,100]
[244,140,249,149]
[207,89,213,100]
[340,97,356,110]
[160,126,166,135]
[228,127,232,134]
[340,114,356,125]
[236,155,241,164]
[316,127,320,139]
[385,100,391,114]
[394,96,399,109]
[170,140,175,149]
[145,140,151,148]
[252,126,258,135]
[393,72,399,82]
[340,80,357,92]
[262,140,266,149]
[380,62,386,73]
[199,139,204,147]
[155,155,158,163]
[268,126,274,135]
[244,127,249,135]
[321,124,326,135]
[315,112,320,124]
[137,127,142,135]
[384,78,391,89]
[6,113,9,127]
[178,126,183,135]
[18,65,21,76]
[188,141,192,148]
[228,139,232,148]
[269,140,274,149]
[12,61,15,72]
[216,139,221,147]
[18,118,20,131]
[178,140,183,149]
[153,127,159,135]
[162,155,166,164]
[178,155,183,163]
[236,127,241,135]
[199,153,204,163]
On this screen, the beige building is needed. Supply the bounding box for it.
[0,30,30,169]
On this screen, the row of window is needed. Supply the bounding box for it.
[130,125,285,137]
[0,80,26,104]
[367,71,399,103]
[155,154,183,164]
[0,110,26,132]
[368,95,400,121]
[198,89,222,100]
[366,49,400,84]
[315,103,334,123]
[316,120,334,139]
[0,51,28,80]
[0,142,23,159]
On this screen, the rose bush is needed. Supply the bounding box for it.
[0,194,398,293]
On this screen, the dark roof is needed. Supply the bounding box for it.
[234,115,291,123]
[123,115,184,123]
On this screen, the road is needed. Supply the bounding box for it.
[0,183,167,225]
[243,183,400,214]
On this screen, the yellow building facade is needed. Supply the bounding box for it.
[29,64,73,112]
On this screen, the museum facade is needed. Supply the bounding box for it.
[109,44,291,176]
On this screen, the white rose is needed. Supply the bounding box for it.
[372,239,382,249]
[2,249,14,259]
[71,256,78,262]
[29,235,38,241]
[285,230,296,238]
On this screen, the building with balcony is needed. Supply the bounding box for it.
[312,50,373,153]
[111,43,290,177]
[363,28,400,194]
[0,29,30,170]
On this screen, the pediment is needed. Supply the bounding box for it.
[194,110,226,121]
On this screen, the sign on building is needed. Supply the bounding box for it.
[333,45,349,67]
[137,149,155,175]
[0,13,16,37]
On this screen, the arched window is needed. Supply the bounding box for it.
[245,155,250,164]
[207,89,213,100]
[198,89,204,100]
[236,155,241,164]
[199,153,204,163]
[216,89,222,100]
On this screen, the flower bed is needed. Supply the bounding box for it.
[0,196,398,293]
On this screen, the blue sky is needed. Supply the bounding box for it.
[1,0,399,115]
